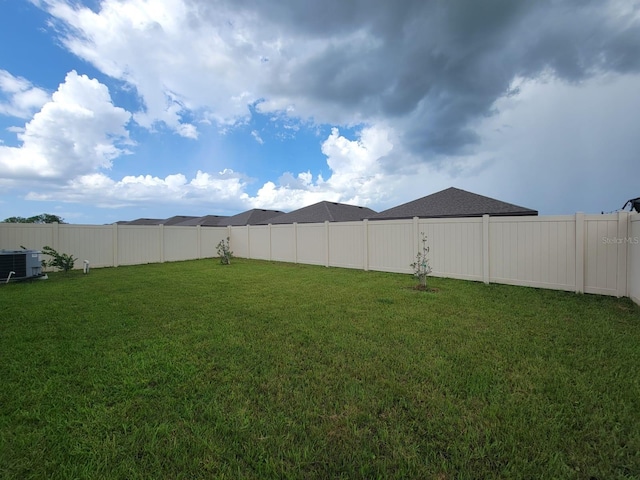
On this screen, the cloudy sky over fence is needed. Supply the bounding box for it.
[1,0,639,223]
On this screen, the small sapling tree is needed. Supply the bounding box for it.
[410,233,432,289]
[216,237,233,265]
[41,245,77,273]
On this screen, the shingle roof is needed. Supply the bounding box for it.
[119,215,229,226]
[171,215,229,226]
[259,201,377,224]
[371,187,538,220]
[122,218,165,225]
[162,215,200,226]
[217,209,285,226]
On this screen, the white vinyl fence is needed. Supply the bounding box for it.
[229,212,636,299]
[1,212,639,304]
[0,223,228,268]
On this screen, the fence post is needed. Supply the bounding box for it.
[483,215,490,284]
[244,225,249,259]
[268,224,272,261]
[325,221,330,267]
[616,211,629,298]
[413,217,420,258]
[159,224,164,263]
[196,225,202,259]
[293,222,298,264]
[363,219,369,271]
[112,223,119,267]
[575,212,584,294]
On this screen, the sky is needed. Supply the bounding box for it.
[0,0,639,224]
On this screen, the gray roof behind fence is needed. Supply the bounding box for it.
[162,215,200,226]
[217,209,285,226]
[370,187,538,220]
[121,218,165,225]
[116,188,536,226]
[172,215,229,226]
[260,201,377,224]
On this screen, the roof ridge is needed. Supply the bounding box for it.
[322,201,335,221]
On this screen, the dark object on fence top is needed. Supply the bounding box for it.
[622,197,640,213]
[370,187,538,220]
[217,209,285,226]
[259,201,377,225]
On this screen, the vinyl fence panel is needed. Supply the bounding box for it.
[329,221,365,269]
[296,223,327,266]
[117,226,162,266]
[58,224,115,268]
[0,223,55,252]
[248,226,271,260]
[489,216,577,291]
[201,227,229,259]
[584,215,618,295]
[271,224,296,263]
[229,226,249,258]
[420,218,484,281]
[367,219,414,274]
[163,226,199,262]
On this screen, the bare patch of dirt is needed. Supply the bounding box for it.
[410,284,440,293]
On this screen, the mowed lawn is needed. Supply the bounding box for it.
[1,259,639,479]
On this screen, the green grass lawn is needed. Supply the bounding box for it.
[1,259,639,479]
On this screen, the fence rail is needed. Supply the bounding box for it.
[1,212,638,303]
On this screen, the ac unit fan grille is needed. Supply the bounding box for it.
[0,250,42,281]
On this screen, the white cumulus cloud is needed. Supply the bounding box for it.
[0,70,133,181]
[0,70,50,119]
[43,0,268,136]
[246,125,395,211]
[26,169,251,211]
[18,125,397,214]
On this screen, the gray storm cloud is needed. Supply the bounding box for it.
[207,0,640,157]
[48,0,640,159]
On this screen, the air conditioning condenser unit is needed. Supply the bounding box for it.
[0,250,44,282]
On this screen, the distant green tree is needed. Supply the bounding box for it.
[2,214,66,224]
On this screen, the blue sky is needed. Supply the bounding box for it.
[1,0,639,224]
